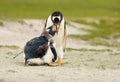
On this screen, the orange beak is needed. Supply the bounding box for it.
[53,23,60,35]
[56,25,60,34]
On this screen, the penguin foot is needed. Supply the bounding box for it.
[47,62,59,67]
[57,57,62,64]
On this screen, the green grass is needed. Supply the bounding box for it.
[69,18,120,47]
[0,21,4,26]
[0,45,19,49]
[0,0,120,19]
[0,79,4,82]
[7,69,17,73]
[72,18,120,40]
[6,52,14,56]
[66,47,112,52]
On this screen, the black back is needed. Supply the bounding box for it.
[24,36,48,63]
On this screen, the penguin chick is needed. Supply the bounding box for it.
[24,28,57,65]
[35,31,57,62]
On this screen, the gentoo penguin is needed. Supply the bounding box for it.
[24,26,58,66]
[43,11,67,64]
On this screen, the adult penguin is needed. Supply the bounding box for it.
[43,11,67,64]
[24,26,58,66]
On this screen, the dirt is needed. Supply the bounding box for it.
[0,19,120,82]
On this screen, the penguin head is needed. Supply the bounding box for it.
[51,11,63,25]
[51,11,63,34]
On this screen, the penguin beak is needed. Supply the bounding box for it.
[53,23,60,35]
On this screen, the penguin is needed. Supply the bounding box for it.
[24,26,58,66]
[43,11,67,64]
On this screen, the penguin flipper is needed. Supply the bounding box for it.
[50,44,57,62]
[63,21,67,52]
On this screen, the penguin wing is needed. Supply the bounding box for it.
[24,37,41,59]
[63,21,67,52]
[50,44,57,62]
[35,44,49,58]
[24,37,48,59]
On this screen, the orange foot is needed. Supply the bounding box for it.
[57,57,62,64]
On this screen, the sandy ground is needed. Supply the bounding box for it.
[0,19,120,82]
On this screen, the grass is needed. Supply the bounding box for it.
[0,45,19,49]
[0,79,4,82]
[0,21,4,26]
[7,69,17,73]
[69,18,120,47]
[0,0,120,19]
[72,18,120,40]
[6,52,14,56]
[97,65,106,70]
[66,48,112,52]
[89,39,111,47]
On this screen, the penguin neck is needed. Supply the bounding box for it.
[41,31,53,41]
